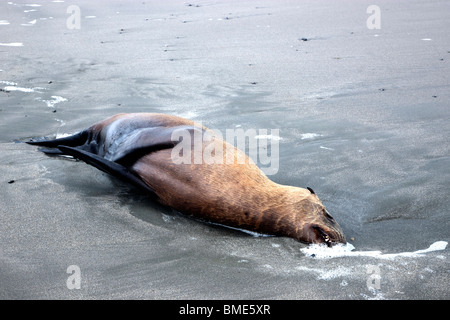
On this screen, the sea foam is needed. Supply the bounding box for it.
[301,241,447,259]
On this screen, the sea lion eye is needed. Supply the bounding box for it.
[323,209,334,221]
[306,187,315,195]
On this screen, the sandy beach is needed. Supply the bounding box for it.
[1,0,449,300]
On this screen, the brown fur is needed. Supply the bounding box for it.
[30,113,346,245]
[126,114,346,245]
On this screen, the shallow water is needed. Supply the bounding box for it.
[0,0,449,299]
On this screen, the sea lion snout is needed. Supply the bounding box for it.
[302,222,346,247]
[294,195,346,246]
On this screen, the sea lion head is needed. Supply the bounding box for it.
[294,187,346,246]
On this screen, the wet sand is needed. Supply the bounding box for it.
[1,0,449,299]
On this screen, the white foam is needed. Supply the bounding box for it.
[412,241,447,254]
[0,81,17,86]
[21,19,37,26]
[208,221,274,238]
[2,83,46,93]
[161,213,175,223]
[295,265,353,280]
[254,134,282,141]
[42,95,67,108]
[300,133,322,140]
[0,20,10,25]
[3,85,35,92]
[0,42,23,47]
[301,241,448,259]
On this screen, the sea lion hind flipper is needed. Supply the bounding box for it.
[36,147,66,156]
[26,130,89,148]
[112,125,201,166]
[57,145,158,199]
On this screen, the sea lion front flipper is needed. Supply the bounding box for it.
[57,145,157,198]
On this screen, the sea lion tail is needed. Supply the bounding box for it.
[57,145,157,198]
[26,130,89,155]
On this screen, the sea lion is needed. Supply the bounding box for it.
[27,113,346,246]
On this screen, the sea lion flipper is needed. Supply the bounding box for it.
[111,125,200,166]
[36,147,66,155]
[26,130,89,148]
[57,145,157,198]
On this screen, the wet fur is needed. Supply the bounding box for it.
[27,113,346,245]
